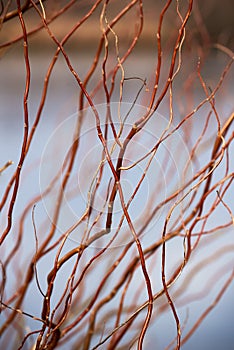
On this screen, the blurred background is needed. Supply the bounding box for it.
[0,1,233,349]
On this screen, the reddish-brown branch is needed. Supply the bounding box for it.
[0,0,30,245]
[1,2,233,349]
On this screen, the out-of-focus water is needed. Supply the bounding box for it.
[1,43,234,350]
